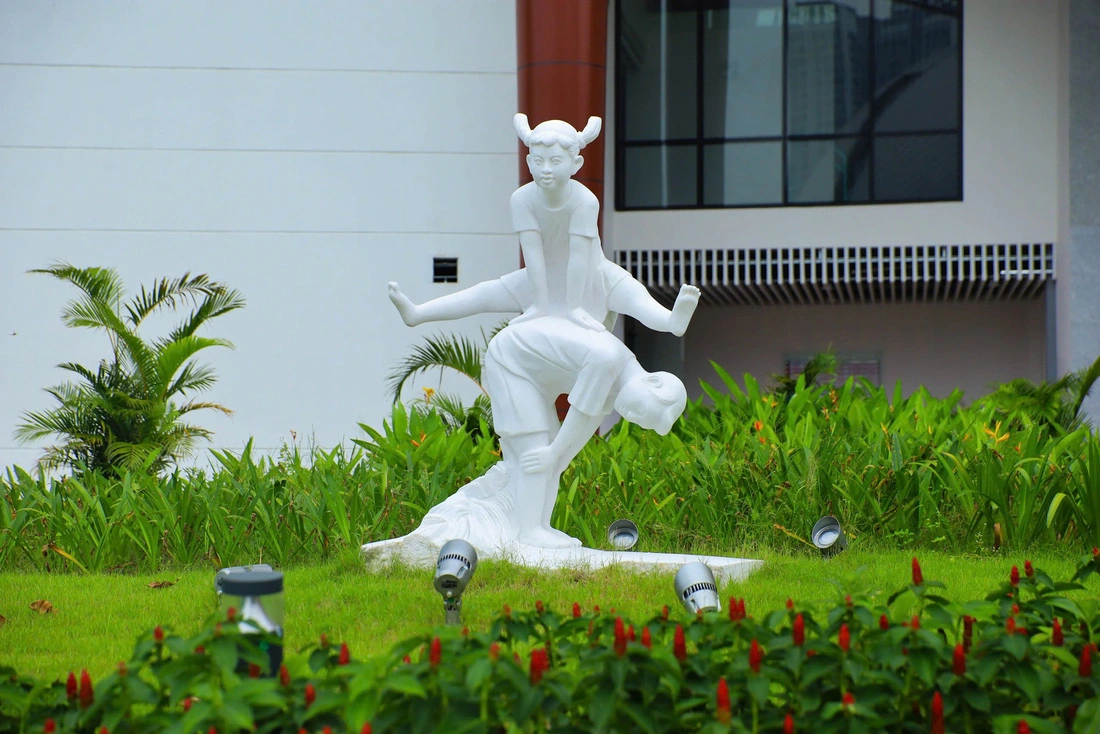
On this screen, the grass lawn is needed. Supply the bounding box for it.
[0,546,1093,682]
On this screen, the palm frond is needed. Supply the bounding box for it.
[153,336,233,397]
[123,272,227,327]
[385,332,487,403]
[30,262,125,307]
[177,400,233,416]
[167,287,246,341]
[1071,353,1100,422]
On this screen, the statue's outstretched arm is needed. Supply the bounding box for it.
[606,278,701,337]
[388,280,521,327]
[520,404,603,475]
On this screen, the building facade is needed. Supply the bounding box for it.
[1,1,1096,469]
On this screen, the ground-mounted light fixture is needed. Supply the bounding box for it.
[812,515,848,558]
[215,563,274,596]
[434,539,478,625]
[606,519,639,550]
[674,562,720,614]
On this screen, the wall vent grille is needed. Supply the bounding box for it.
[613,244,1055,306]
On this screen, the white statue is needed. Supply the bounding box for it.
[366,114,759,577]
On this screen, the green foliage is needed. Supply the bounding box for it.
[14,263,245,476]
[3,555,1099,732]
[979,353,1100,435]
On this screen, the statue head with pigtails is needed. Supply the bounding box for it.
[514,113,602,194]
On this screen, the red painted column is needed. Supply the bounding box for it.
[516,1,609,421]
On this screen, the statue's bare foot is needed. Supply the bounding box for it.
[387,282,421,326]
[518,526,580,549]
[669,284,701,336]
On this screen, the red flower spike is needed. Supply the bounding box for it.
[208,728,217,734]
[879,614,889,631]
[784,713,795,734]
[786,598,794,611]
[729,598,739,622]
[99,727,108,734]
[402,654,411,664]
[78,669,93,709]
[641,627,652,649]
[304,683,316,708]
[1025,560,1034,578]
[627,624,636,642]
[429,637,442,667]
[1053,618,1064,647]
[749,638,762,673]
[279,664,290,687]
[338,642,350,666]
[43,720,56,734]
[361,724,373,734]
[226,606,236,622]
[1010,565,1020,587]
[536,599,544,615]
[593,604,600,615]
[716,677,731,724]
[488,643,500,662]
[842,691,855,709]
[214,623,222,637]
[529,648,549,684]
[462,626,469,637]
[195,645,205,655]
[514,652,522,665]
[845,595,853,608]
[953,643,966,676]
[614,617,627,657]
[183,697,193,712]
[931,691,945,734]
[1080,644,1093,677]
[793,614,805,647]
[66,671,77,700]
[1006,617,1017,635]
[572,602,581,619]
[323,727,334,734]
[839,624,850,653]
[1017,720,1030,734]
[154,626,164,644]
[320,633,329,649]
[503,604,511,618]
[911,615,920,631]
[661,605,669,621]
[248,663,261,679]
[738,598,746,619]
[298,729,307,734]
[912,557,924,586]
[673,624,687,662]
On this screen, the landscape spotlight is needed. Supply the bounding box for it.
[215,563,274,596]
[811,515,848,558]
[606,519,639,550]
[434,539,478,625]
[673,562,720,614]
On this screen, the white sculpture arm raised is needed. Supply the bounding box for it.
[607,279,701,337]
[388,280,521,327]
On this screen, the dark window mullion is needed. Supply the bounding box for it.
[781,0,789,205]
[696,7,705,208]
[869,0,878,201]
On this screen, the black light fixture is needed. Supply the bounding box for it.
[673,562,720,614]
[812,515,847,557]
[434,539,478,625]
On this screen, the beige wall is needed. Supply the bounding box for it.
[674,297,1047,401]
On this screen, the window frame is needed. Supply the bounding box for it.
[614,0,964,211]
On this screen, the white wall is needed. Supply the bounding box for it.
[605,0,1063,252]
[0,1,520,470]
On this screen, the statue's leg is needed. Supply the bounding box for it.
[500,431,577,549]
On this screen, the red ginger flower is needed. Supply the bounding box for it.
[614,617,627,657]
[912,557,923,586]
[195,645,205,655]
[320,633,329,649]
[842,691,855,710]
[1053,618,1064,647]
[503,604,511,618]
[461,626,469,637]
[338,642,350,665]
[673,624,687,662]
[248,663,261,679]
[845,595,853,608]
[226,606,236,622]
[1018,720,1030,734]
[304,682,316,708]
[593,604,600,615]
[661,605,669,621]
[1010,565,1020,586]
[536,599,544,615]
[1081,644,1093,677]
[154,626,164,643]
[953,643,966,676]
[79,669,93,709]
[44,720,56,734]
[488,643,500,662]
[99,727,108,734]
[786,598,794,610]
[361,724,373,734]
[838,624,850,653]
[402,654,411,664]
[1006,617,1017,635]
[209,728,217,734]
[1024,560,1034,577]
[716,677,731,724]
[627,624,636,642]
[879,614,889,631]
[429,637,442,667]
[792,614,805,646]
[573,602,581,618]
[66,671,77,700]
[183,697,193,712]
[784,712,795,734]
[279,664,290,687]
[931,691,944,734]
[641,627,652,649]
[323,727,333,734]
[911,615,920,631]
[529,648,549,684]
[749,638,762,673]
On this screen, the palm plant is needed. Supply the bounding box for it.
[385,329,499,437]
[980,353,1100,434]
[15,263,245,475]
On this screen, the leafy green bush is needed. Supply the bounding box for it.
[4,554,1098,732]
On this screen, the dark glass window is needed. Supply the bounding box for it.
[432,257,458,284]
[616,0,962,209]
